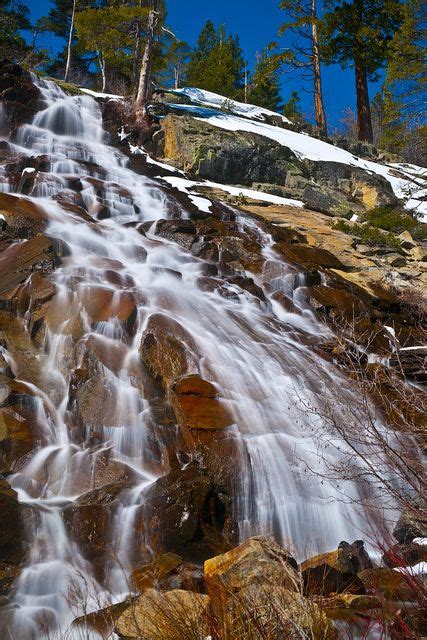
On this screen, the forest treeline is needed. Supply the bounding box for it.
[1,0,425,162]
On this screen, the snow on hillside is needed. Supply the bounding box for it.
[167,95,427,220]
[170,87,292,124]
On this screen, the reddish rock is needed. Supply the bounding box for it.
[0,235,54,297]
[0,407,34,472]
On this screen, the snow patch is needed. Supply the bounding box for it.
[393,561,427,576]
[188,194,212,213]
[118,127,129,141]
[22,167,35,175]
[159,175,304,208]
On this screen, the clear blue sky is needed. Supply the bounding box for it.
[25,0,383,129]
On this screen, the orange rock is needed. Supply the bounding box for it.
[172,394,232,431]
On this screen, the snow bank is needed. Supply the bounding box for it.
[171,87,292,124]
[80,88,123,100]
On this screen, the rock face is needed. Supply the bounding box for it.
[154,113,398,214]
[0,61,41,135]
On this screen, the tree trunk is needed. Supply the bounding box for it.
[97,51,106,93]
[134,2,158,120]
[355,56,373,142]
[133,23,142,97]
[311,0,327,137]
[64,0,76,83]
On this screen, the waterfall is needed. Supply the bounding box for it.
[0,77,396,638]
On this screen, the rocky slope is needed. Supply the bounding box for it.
[0,62,425,639]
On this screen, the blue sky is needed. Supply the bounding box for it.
[25,0,383,129]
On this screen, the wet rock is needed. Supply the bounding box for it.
[0,407,34,473]
[80,286,137,329]
[154,219,197,250]
[302,285,365,318]
[171,374,233,432]
[389,347,427,383]
[0,475,23,552]
[143,462,238,562]
[301,540,372,596]
[139,313,200,389]
[393,510,427,543]
[0,62,41,134]
[0,235,54,298]
[0,192,48,238]
[114,588,212,640]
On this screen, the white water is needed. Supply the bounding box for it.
[0,78,396,638]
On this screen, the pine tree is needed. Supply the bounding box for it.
[283,91,304,122]
[382,0,426,162]
[248,53,283,111]
[0,0,31,61]
[276,0,327,136]
[321,0,403,143]
[186,22,245,99]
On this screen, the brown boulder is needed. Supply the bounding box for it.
[80,286,137,329]
[302,285,365,317]
[358,567,425,601]
[139,313,199,388]
[171,374,233,432]
[276,243,347,270]
[383,541,427,568]
[301,540,372,596]
[114,588,212,640]
[204,537,337,639]
[319,593,383,622]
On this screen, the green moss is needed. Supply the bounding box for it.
[333,219,402,249]
[364,205,427,240]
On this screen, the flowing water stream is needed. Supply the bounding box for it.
[0,78,393,638]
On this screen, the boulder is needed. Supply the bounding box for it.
[131,552,183,592]
[139,313,199,389]
[171,374,233,432]
[302,285,364,318]
[276,242,346,271]
[301,540,372,596]
[0,62,41,134]
[319,593,383,622]
[114,588,212,640]
[393,510,427,543]
[358,567,425,601]
[204,537,337,639]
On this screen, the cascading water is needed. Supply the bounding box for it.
[0,77,395,638]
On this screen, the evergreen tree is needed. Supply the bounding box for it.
[382,0,426,162]
[248,53,283,111]
[276,0,327,136]
[321,0,403,143]
[283,91,304,122]
[186,21,245,99]
[74,4,149,92]
[0,0,31,61]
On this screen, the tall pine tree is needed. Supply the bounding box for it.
[0,0,31,61]
[321,0,403,143]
